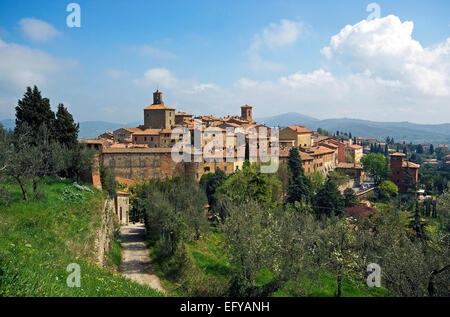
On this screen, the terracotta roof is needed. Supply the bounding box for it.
[287,125,312,134]
[176,112,192,116]
[348,144,363,149]
[390,152,406,157]
[309,146,335,155]
[116,177,135,186]
[195,115,221,121]
[144,104,175,110]
[121,127,141,133]
[220,122,241,128]
[133,129,161,136]
[109,143,127,148]
[402,161,420,168]
[279,147,314,161]
[320,142,338,149]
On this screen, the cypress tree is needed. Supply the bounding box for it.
[55,103,79,149]
[15,86,55,139]
[287,147,313,204]
[315,178,345,218]
[417,144,423,154]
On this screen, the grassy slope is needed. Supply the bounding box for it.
[151,229,388,297]
[0,178,162,297]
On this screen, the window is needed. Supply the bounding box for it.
[224,166,227,171]
[204,167,210,172]
[144,137,147,141]
[140,161,145,167]
[154,173,159,179]
[126,160,131,167]
[154,160,159,167]
[151,137,153,141]
[126,174,131,179]
[165,173,168,178]
[141,173,145,179]
[135,137,137,142]
[110,160,115,167]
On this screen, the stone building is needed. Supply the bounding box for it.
[175,112,193,125]
[115,191,129,225]
[144,90,175,129]
[101,147,184,180]
[113,128,141,142]
[280,125,313,148]
[346,144,363,163]
[389,152,420,193]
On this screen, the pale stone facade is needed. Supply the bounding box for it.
[279,125,313,148]
[115,191,129,225]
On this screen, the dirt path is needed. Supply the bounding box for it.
[119,223,165,293]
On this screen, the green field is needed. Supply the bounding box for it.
[0,178,162,297]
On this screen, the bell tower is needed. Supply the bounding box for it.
[153,89,163,105]
[241,105,253,122]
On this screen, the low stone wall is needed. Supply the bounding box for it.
[94,198,115,267]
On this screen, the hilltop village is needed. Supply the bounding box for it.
[2,85,449,298]
[82,90,419,200]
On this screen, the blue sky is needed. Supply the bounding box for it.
[0,0,449,124]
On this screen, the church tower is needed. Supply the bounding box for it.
[241,105,253,122]
[144,90,175,129]
[153,89,163,105]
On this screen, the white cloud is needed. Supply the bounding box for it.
[19,18,59,43]
[0,38,76,119]
[188,83,218,94]
[0,38,75,89]
[278,69,335,88]
[321,15,450,97]
[135,68,177,88]
[248,18,309,71]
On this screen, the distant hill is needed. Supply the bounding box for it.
[256,113,450,145]
[2,114,449,145]
[256,112,320,128]
[0,119,142,139]
[0,119,15,131]
[78,121,141,139]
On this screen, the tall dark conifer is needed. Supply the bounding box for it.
[287,147,313,204]
[15,86,55,139]
[55,103,79,149]
[314,178,345,218]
